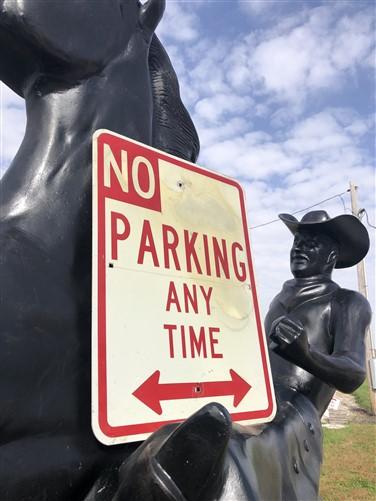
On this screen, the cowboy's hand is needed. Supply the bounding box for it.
[270,316,310,363]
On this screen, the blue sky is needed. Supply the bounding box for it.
[0,0,375,337]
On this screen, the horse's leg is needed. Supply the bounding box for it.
[111,404,231,501]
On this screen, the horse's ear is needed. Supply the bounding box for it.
[139,0,165,41]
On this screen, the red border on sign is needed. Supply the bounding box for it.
[95,131,274,439]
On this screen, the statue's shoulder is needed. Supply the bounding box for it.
[332,287,372,318]
[268,279,293,306]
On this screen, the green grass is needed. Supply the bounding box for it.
[353,380,373,414]
[320,424,376,501]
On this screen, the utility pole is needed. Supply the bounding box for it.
[349,181,376,415]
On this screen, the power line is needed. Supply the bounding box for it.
[249,190,349,230]
[359,208,376,230]
[339,194,350,214]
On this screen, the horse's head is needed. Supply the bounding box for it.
[0,0,165,96]
[0,0,199,163]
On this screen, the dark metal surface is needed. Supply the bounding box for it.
[0,1,199,499]
[0,1,371,499]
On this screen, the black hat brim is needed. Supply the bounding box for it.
[279,213,370,269]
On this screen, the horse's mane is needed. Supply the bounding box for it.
[149,35,200,164]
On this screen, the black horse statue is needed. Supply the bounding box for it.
[0,1,201,498]
[0,1,371,500]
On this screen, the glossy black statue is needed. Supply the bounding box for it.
[0,0,372,499]
[0,1,199,499]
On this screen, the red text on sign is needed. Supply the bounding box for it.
[163,324,223,359]
[165,281,213,315]
[111,212,131,260]
[110,214,248,283]
[100,136,161,211]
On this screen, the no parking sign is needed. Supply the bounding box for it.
[92,130,275,445]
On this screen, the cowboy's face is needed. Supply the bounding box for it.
[290,230,336,278]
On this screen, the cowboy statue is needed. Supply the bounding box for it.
[259,210,372,498]
[101,210,371,501]
[268,209,371,408]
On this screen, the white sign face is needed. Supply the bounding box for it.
[92,130,276,445]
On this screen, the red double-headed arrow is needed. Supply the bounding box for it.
[132,369,251,415]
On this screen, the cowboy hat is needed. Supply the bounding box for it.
[279,210,370,269]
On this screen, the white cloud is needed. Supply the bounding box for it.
[166,3,375,146]
[156,2,201,42]
[239,1,279,16]
[195,94,253,123]
[331,11,375,71]
[286,111,356,154]
[197,117,249,147]
[226,3,375,106]
[0,83,26,175]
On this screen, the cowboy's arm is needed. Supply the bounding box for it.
[271,290,371,393]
